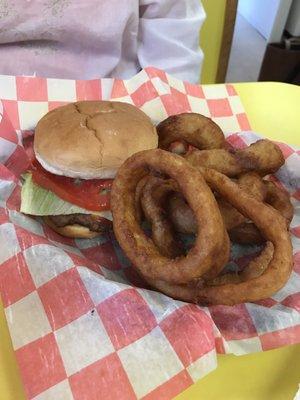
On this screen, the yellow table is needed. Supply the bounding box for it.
[1,82,300,400]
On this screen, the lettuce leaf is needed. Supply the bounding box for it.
[20,173,112,219]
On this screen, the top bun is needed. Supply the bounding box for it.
[34,101,158,179]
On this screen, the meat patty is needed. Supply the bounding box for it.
[49,214,112,233]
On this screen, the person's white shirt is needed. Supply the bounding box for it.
[0,0,205,83]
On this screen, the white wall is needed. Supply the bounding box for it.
[238,0,292,42]
[286,0,300,36]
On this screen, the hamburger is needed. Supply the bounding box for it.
[21,101,158,238]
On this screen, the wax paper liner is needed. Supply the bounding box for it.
[0,67,299,400]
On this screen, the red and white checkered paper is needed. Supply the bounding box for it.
[0,67,299,400]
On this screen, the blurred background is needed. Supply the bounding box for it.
[200,0,300,84]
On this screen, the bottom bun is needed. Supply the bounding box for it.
[44,217,101,239]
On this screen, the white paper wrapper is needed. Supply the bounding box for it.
[0,68,299,400]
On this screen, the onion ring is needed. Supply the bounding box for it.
[157,113,225,152]
[139,176,230,278]
[167,172,292,244]
[135,175,150,223]
[229,223,264,244]
[264,181,293,223]
[230,180,293,244]
[202,228,230,280]
[167,194,247,234]
[140,176,183,258]
[185,139,284,177]
[167,172,266,234]
[205,242,274,285]
[111,149,226,284]
[167,193,198,235]
[146,169,293,305]
[240,242,274,281]
[217,198,246,231]
[238,172,266,201]
[218,172,266,232]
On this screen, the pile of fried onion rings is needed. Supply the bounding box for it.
[111,113,294,306]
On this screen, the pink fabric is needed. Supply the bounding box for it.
[0,0,205,82]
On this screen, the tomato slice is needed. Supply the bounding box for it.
[30,159,112,211]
